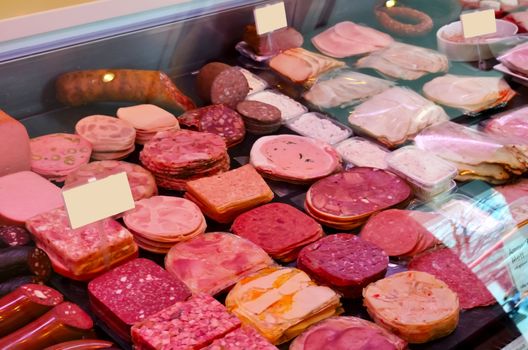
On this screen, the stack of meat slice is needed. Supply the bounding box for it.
[423,75,516,114]
[178,104,246,147]
[164,232,274,295]
[498,42,528,75]
[75,115,136,160]
[312,21,393,58]
[231,203,324,262]
[88,258,191,341]
[29,133,92,181]
[123,196,206,253]
[63,160,157,202]
[269,48,345,85]
[225,266,342,344]
[26,207,138,281]
[297,234,388,298]
[185,164,274,223]
[360,209,441,258]
[483,106,528,142]
[117,104,180,144]
[408,248,496,310]
[250,135,342,184]
[305,168,412,229]
[347,87,448,148]
[290,316,407,350]
[357,42,448,80]
[139,129,229,191]
[363,271,460,344]
[236,100,282,135]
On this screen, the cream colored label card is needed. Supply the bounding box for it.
[62,172,135,229]
[461,9,497,38]
[254,2,287,35]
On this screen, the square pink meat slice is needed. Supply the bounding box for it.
[132,294,241,350]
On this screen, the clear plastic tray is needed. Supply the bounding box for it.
[285,112,352,145]
[237,67,268,95]
[334,137,390,169]
[412,179,457,201]
[387,146,458,195]
[246,90,308,123]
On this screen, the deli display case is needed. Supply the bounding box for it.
[1,0,528,349]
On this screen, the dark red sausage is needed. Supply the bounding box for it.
[43,339,114,350]
[0,246,52,282]
[0,226,32,248]
[196,62,249,108]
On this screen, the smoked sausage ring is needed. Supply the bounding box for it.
[375,5,433,37]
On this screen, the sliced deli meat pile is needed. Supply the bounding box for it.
[290,316,407,350]
[117,104,180,145]
[88,258,191,341]
[225,266,342,345]
[311,21,394,58]
[423,75,515,114]
[269,48,345,85]
[408,248,496,310]
[26,207,138,281]
[185,164,274,223]
[236,100,282,135]
[363,271,460,344]
[139,129,229,191]
[250,135,342,184]
[348,87,448,148]
[231,203,324,262]
[483,106,528,142]
[297,234,388,298]
[357,42,448,80]
[360,209,441,258]
[29,133,92,181]
[123,196,206,253]
[75,115,136,160]
[131,294,241,350]
[63,160,157,202]
[305,168,412,229]
[178,104,246,147]
[165,232,274,295]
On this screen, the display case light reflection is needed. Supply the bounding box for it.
[102,72,115,83]
[385,0,396,8]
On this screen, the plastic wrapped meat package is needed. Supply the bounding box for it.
[246,90,307,122]
[498,42,528,76]
[25,207,138,281]
[334,137,390,169]
[348,87,449,148]
[423,75,516,114]
[415,121,528,183]
[286,112,352,145]
[225,267,342,344]
[303,69,395,109]
[482,105,528,143]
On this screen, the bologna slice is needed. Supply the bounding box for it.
[408,248,496,310]
[178,104,246,147]
[26,207,137,281]
[131,294,241,350]
[0,171,63,226]
[29,133,92,181]
[297,234,388,298]
[290,316,406,350]
[305,168,412,229]
[231,203,323,262]
[196,62,250,108]
[63,160,157,202]
[88,258,191,341]
[225,266,342,345]
[165,232,274,296]
[363,271,459,344]
[250,135,342,184]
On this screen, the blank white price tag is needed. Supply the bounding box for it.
[62,172,135,229]
[461,9,497,38]
[254,2,287,35]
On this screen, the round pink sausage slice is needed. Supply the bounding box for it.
[75,115,136,152]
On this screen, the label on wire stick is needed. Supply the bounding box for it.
[460,9,497,38]
[62,172,135,229]
[254,2,287,35]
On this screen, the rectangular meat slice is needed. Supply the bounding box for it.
[204,326,278,350]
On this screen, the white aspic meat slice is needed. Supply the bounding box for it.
[357,54,427,80]
[348,87,448,148]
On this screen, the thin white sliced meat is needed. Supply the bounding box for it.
[312,27,384,58]
[357,54,427,80]
[334,21,394,48]
[379,43,448,73]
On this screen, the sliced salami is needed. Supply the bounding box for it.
[204,326,278,350]
[165,232,274,295]
[63,160,157,202]
[236,100,282,135]
[0,246,51,283]
[88,258,191,341]
[250,134,342,184]
[231,203,323,262]
[408,248,496,310]
[131,294,241,350]
[30,133,92,181]
[178,105,246,147]
[297,234,388,298]
[0,226,32,247]
[197,62,249,108]
[305,168,412,229]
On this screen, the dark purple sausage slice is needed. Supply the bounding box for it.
[0,226,32,248]
[0,246,52,282]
